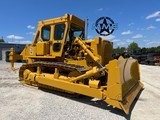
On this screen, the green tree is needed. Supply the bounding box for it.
[113,46,126,53]
[127,42,140,51]
[0,39,5,42]
[141,47,147,52]
[156,46,160,52]
[120,47,126,53]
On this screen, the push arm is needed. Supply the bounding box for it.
[74,37,100,62]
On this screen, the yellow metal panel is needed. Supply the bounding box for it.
[90,38,113,66]
[29,46,36,56]
[37,42,45,55]
[119,82,144,115]
[50,22,68,57]
[36,42,49,56]
[101,39,113,65]
[36,76,103,99]
[95,37,100,44]
[89,80,100,88]
[70,15,85,29]
[106,98,122,110]
[38,14,69,26]
[27,56,56,59]
[106,59,123,101]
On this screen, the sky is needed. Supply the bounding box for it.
[0,0,160,48]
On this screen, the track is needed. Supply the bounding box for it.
[19,61,88,94]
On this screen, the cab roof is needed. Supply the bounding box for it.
[38,14,85,29]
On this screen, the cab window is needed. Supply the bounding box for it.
[66,24,84,43]
[54,23,65,40]
[65,24,84,51]
[70,23,84,38]
[41,25,51,41]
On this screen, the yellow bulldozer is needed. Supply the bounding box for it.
[9,14,143,114]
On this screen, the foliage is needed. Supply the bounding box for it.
[0,39,5,42]
[113,46,126,53]
[113,41,160,54]
[127,42,140,51]
[141,46,160,52]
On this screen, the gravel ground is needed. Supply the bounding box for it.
[0,61,160,120]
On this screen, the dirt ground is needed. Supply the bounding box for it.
[0,61,160,120]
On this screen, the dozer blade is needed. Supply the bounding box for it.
[106,57,143,114]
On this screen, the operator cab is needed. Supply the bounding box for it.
[36,14,85,57]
